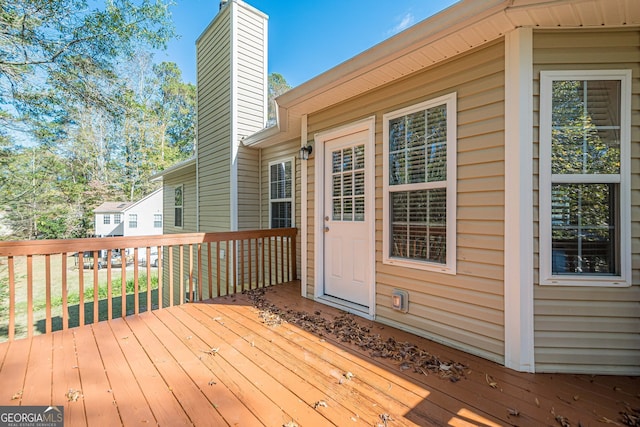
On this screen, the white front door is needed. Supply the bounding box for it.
[323,130,371,307]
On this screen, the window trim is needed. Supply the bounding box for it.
[382,92,457,274]
[268,157,295,229]
[128,213,138,229]
[174,185,184,229]
[114,213,121,224]
[539,69,631,287]
[153,213,163,228]
[103,214,110,225]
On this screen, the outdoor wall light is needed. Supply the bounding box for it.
[299,145,313,160]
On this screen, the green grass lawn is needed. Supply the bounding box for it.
[0,254,160,341]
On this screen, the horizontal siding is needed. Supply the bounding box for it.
[197,7,232,232]
[237,145,260,230]
[532,29,640,374]
[260,139,302,278]
[236,5,267,138]
[163,168,197,234]
[306,40,507,363]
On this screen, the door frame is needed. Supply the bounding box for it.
[313,116,376,318]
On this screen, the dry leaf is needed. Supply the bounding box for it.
[203,347,219,355]
[283,422,298,427]
[11,390,22,400]
[378,413,393,427]
[573,395,580,401]
[344,371,355,380]
[314,400,328,409]
[485,373,498,389]
[508,408,520,416]
[551,407,570,427]
[208,380,216,386]
[65,388,82,402]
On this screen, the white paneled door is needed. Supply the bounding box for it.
[323,130,371,307]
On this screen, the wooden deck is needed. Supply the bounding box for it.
[0,281,637,427]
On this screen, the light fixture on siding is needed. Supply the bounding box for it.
[299,145,313,160]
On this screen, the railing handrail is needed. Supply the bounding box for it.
[0,228,298,256]
[0,228,298,342]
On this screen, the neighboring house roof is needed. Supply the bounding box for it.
[150,157,196,181]
[242,0,639,147]
[94,202,134,213]
[93,188,163,214]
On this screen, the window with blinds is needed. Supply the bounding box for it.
[269,158,294,228]
[383,93,457,273]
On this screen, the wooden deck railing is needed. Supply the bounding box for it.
[0,228,297,342]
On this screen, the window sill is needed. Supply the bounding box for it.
[383,257,456,275]
[540,275,630,287]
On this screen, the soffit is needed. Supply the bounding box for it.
[248,0,638,146]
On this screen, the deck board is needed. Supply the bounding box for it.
[0,281,637,427]
[22,332,53,407]
[73,325,122,426]
[152,308,264,427]
[108,317,193,426]
[91,318,156,425]
[51,329,87,427]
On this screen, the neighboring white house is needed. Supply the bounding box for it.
[93,188,164,237]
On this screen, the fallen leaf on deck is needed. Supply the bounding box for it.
[552,407,570,427]
[485,373,498,389]
[597,416,620,425]
[11,390,22,400]
[344,372,355,380]
[619,406,640,426]
[282,422,298,427]
[379,413,392,422]
[244,288,469,382]
[508,408,520,416]
[65,388,82,402]
[203,347,220,355]
[314,400,328,409]
[208,380,216,386]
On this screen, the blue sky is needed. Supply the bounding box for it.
[156,0,459,87]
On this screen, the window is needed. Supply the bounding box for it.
[540,70,631,286]
[154,214,162,228]
[114,214,121,224]
[269,158,294,228]
[331,145,365,222]
[383,93,457,273]
[103,214,110,225]
[128,214,138,229]
[174,186,183,228]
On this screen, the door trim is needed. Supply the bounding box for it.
[313,116,376,318]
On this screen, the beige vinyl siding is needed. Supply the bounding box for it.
[306,40,506,362]
[196,7,232,232]
[235,6,267,230]
[163,168,197,234]
[161,167,197,307]
[532,29,640,374]
[237,145,260,230]
[236,9,266,138]
[259,139,302,280]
